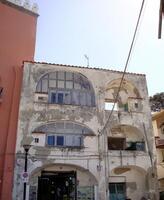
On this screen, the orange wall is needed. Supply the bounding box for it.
[0,2,37,199]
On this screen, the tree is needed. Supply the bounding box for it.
[150,92,164,111]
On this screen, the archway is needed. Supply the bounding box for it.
[109,165,148,200]
[29,163,98,200]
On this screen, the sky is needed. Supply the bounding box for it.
[34,0,164,96]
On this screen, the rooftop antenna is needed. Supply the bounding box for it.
[84,54,89,67]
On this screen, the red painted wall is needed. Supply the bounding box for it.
[0,2,38,199]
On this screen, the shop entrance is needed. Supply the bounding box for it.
[37,171,77,200]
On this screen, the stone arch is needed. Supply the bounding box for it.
[106,78,141,99]
[105,78,142,112]
[32,120,95,136]
[108,124,145,151]
[109,165,148,200]
[30,162,98,185]
[110,124,144,140]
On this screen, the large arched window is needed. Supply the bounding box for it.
[32,121,95,148]
[36,71,95,106]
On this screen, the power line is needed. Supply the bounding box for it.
[99,0,146,135]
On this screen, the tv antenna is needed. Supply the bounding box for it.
[84,54,89,67]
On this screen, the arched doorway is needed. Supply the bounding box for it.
[29,163,97,200]
[109,165,147,200]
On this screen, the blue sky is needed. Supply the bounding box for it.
[34,0,164,96]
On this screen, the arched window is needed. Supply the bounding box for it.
[36,71,95,106]
[33,121,95,148]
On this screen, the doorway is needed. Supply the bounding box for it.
[109,182,126,200]
[37,171,77,200]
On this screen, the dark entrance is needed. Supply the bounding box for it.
[109,182,126,200]
[37,171,77,200]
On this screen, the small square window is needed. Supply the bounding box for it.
[56,136,64,146]
[34,138,39,143]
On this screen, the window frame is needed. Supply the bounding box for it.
[36,71,95,107]
[46,134,83,148]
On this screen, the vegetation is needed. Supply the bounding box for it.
[149,92,164,112]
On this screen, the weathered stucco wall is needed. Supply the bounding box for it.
[13,62,158,200]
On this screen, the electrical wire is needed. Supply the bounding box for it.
[99,0,146,135]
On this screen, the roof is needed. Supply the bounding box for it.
[0,0,39,17]
[23,60,146,77]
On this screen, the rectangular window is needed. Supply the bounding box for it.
[105,101,118,111]
[51,93,56,103]
[58,80,65,88]
[47,136,55,146]
[42,79,48,93]
[65,92,71,104]
[58,71,65,80]
[56,136,64,146]
[58,93,64,104]
[66,81,73,89]
[49,80,56,88]
[72,91,80,105]
[86,93,92,106]
[66,72,73,80]
[80,92,86,106]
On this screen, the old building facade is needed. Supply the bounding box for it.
[13,61,158,200]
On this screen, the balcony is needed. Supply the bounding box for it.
[155,137,164,148]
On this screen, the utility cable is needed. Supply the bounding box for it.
[99,0,146,135]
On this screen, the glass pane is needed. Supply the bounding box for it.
[57,136,64,146]
[47,136,55,146]
[65,92,71,104]
[86,93,92,106]
[58,71,65,80]
[74,83,81,90]
[36,82,41,92]
[49,80,56,88]
[58,80,65,88]
[58,93,64,104]
[91,93,96,106]
[65,135,74,146]
[51,93,56,103]
[74,136,81,146]
[109,184,116,194]
[49,72,56,79]
[42,74,48,79]
[80,92,86,106]
[66,72,73,80]
[74,74,81,89]
[66,81,73,89]
[72,91,80,105]
[42,79,48,92]
[116,183,124,194]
